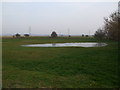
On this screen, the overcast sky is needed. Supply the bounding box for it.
[1,1,118,36]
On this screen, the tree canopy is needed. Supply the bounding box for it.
[94,28,106,40]
[104,11,119,41]
[94,10,119,41]
[15,33,21,38]
[51,31,58,38]
[24,34,30,37]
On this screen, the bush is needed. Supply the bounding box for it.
[51,31,57,38]
[85,35,89,37]
[24,34,30,37]
[94,28,106,40]
[15,33,21,38]
[82,34,84,37]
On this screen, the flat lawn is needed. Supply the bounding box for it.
[2,37,119,88]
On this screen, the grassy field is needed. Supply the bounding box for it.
[2,36,119,88]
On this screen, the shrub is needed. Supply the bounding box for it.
[51,31,57,38]
[15,33,21,38]
[94,28,106,40]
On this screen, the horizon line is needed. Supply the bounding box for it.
[1,0,119,2]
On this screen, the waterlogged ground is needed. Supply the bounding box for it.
[2,37,119,88]
[22,42,107,47]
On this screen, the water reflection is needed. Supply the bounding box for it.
[22,42,107,47]
[52,43,56,47]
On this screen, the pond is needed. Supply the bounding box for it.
[21,42,107,47]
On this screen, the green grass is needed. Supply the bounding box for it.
[2,37,119,88]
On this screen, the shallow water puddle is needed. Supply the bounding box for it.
[21,42,107,47]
